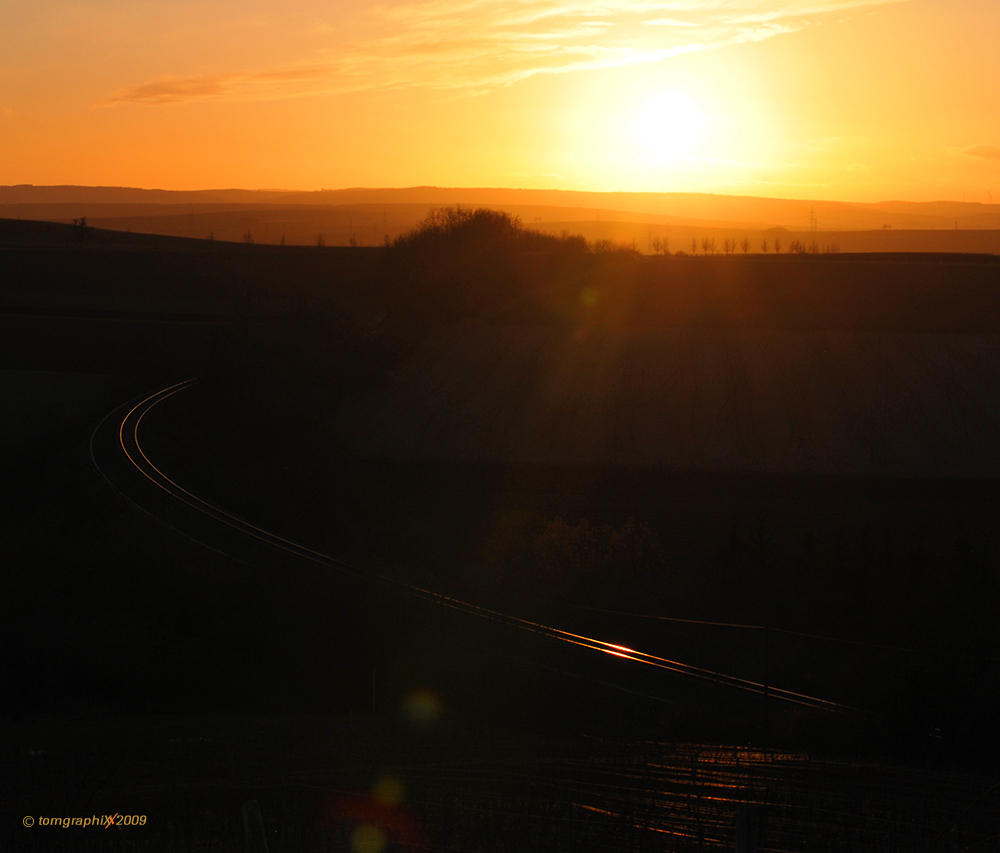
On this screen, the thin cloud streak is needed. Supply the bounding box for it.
[99,0,908,106]
[721,0,907,23]
[958,145,1000,162]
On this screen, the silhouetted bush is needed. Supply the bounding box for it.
[386,207,587,318]
[478,515,669,607]
[592,238,640,256]
[392,207,524,254]
[535,517,667,603]
[557,230,589,253]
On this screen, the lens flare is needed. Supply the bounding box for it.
[403,688,441,725]
[373,775,404,807]
[351,825,386,853]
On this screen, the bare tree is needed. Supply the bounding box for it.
[71,216,90,244]
[723,237,734,255]
[774,237,782,254]
[693,237,699,255]
[707,237,716,255]
[701,236,711,255]
[740,237,751,255]
[651,235,662,255]
[760,238,769,253]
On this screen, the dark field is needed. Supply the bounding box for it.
[4,223,1000,850]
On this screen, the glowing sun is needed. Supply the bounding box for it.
[633,91,706,158]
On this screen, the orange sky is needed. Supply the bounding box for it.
[2,0,998,202]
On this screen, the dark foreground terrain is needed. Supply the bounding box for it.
[3,218,1000,850]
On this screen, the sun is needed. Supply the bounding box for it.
[632,91,706,158]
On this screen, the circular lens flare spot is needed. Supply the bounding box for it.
[351,825,386,853]
[403,688,441,726]
[633,91,705,157]
[373,775,404,807]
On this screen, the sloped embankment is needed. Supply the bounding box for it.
[334,324,1000,479]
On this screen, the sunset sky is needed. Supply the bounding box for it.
[2,0,998,201]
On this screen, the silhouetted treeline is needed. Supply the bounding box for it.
[384,207,591,319]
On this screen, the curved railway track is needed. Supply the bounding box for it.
[80,379,1000,852]
[90,378,855,718]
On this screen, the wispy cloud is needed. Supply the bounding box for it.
[720,0,903,23]
[643,18,698,26]
[100,0,908,106]
[956,145,1000,161]
[103,75,239,106]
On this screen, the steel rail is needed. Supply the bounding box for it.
[102,380,857,716]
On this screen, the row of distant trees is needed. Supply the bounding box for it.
[235,214,840,256]
[242,230,338,247]
[649,234,840,256]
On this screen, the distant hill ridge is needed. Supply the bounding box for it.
[0,185,293,205]
[4,185,1000,232]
